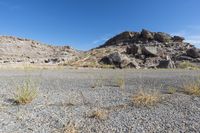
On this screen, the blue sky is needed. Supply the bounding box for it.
[0,0,200,50]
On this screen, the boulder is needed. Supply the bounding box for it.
[154,32,172,43]
[173,36,185,42]
[99,52,123,67]
[120,57,140,69]
[44,58,60,64]
[140,29,154,41]
[126,44,139,55]
[99,52,140,68]
[144,57,161,68]
[142,46,159,57]
[176,55,194,61]
[157,60,176,68]
[186,48,200,58]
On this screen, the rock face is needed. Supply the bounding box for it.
[96,29,200,69]
[0,36,78,64]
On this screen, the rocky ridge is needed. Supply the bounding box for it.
[86,29,200,69]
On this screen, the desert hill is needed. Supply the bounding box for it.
[0,29,200,69]
[68,29,200,69]
[0,36,78,64]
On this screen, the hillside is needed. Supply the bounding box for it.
[0,30,200,69]
[68,29,200,69]
[0,36,78,64]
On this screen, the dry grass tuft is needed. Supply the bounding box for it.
[177,61,200,69]
[63,122,78,133]
[132,89,161,106]
[14,80,38,105]
[183,82,200,96]
[88,108,108,120]
[116,78,125,90]
[91,76,104,88]
[168,87,176,94]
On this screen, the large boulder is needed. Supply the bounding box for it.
[176,55,194,61]
[173,36,185,42]
[142,46,162,57]
[186,48,200,58]
[154,32,172,43]
[99,52,123,67]
[126,44,139,55]
[99,52,140,68]
[157,60,176,68]
[144,57,161,68]
[120,57,140,69]
[140,29,154,41]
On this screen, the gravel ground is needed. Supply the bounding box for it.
[0,68,200,133]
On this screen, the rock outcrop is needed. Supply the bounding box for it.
[96,29,200,69]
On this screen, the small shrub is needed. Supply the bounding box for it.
[116,78,125,90]
[168,87,176,94]
[91,76,103,88]
[183,82,200,96]
[177,61,199,69]
[132,89,161,106]
[14,80,38,105]
[63,122,78,133]
[88,108,108,120]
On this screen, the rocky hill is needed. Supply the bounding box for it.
[0,30,200,69]
[68,29,200,69]
[0,36,78,64]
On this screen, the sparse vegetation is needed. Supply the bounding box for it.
[14,80,38,105]
[132,89,161,106]
[177,61,200,69]
[116,77,125,90]
[63,122,78,133]
[183,82,200,96]
[91,75,104,88]
[168,87,176,94]
[88,108,108,120]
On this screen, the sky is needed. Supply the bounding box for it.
[0,0,200,50]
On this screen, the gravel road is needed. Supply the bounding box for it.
[0,68,200,133]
